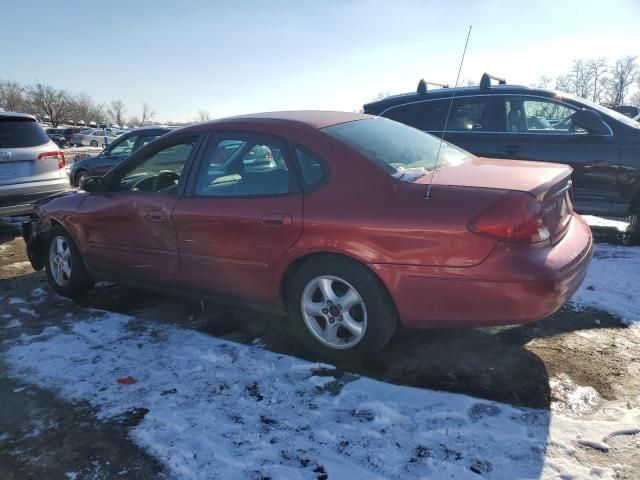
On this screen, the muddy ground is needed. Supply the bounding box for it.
[1,219,639,479]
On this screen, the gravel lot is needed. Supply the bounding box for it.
[0,217,639,479]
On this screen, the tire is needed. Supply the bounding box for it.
[286,255,397,364]
[45,226,94,298]
[90,140,98,147]
[75,170,89,188]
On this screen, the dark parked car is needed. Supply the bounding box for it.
[69,126,173,187]
[364,73,640,240]
[46,130,68,148]
[23,111,592,361]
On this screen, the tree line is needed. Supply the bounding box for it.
[0,80,157,128]
[533,55,639,106]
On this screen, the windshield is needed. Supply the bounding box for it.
[323,118,473,182]
[561,93,640,129]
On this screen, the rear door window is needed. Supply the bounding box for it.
[0,119,50,148]
[194,134,293,197]
[385,100,448,131]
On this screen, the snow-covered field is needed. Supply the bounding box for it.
[3,237,640,480]
[570,243,640,325]
[1,210,639,479]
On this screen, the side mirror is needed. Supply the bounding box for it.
[82,176,105,193]
[571,109,609,135]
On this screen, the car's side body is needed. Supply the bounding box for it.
[69,127,172,186]
[25,112,593,332]
[364,83,640,220]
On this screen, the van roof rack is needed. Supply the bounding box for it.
[480,73,506,89]
[417,79,449,94]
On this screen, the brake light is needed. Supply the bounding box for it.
[38,151,66,169]
[468,191,550,243]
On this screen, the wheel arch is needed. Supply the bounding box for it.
[278,251,398,314]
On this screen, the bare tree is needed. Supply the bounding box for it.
[532,75,553,89]
[571,60,595,99]
[601,56,638,105]
[586,58,608,102]
[555,74,573,94]
[140,102,156,125]
[0,80,26,112]
[372,91,391,101]
[196,109,211,122]
[24,83,74,127]
[107,99,127,127]
[128,115,141,127]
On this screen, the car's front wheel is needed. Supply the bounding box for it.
[45,226,94,298]
[75,170,89,188]
[90,140,98,147]
[287,256,397,363]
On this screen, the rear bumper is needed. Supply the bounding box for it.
[0,178,70,216]
[369,214,594,328]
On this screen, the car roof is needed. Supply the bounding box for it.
[363,83,563,113]
[205,110,373,129]
[0,111,37,121]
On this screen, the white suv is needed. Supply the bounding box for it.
[0,112,69,216]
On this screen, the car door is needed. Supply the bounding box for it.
[172,132,303,303]
[76,133,203,282]
[90,134,139,176]
[497,96,619,215]
[383,96,500,157]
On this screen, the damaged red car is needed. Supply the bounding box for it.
[23,111,593,361]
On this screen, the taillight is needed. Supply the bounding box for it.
[468,191,550,243]
[38,151,66,169]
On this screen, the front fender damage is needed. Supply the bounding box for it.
[22,215,51,271]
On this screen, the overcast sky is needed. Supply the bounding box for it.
[3,0,639,122]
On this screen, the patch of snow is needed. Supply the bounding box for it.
[570,243,640,325]
[5,319,22,329]
[582,215,631,233]
[8,297,26,305]
[18,307,38,318]
[4,312,639,479]
[392,166,429,182]
[550,374,601,416]
[32,288,46,297]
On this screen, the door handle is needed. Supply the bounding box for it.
[260,214,292,228]
[504,144,520,155]
[144,210,166,223]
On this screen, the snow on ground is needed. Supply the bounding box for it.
[570,243,640,325]
[4,311,639,480]
[582,215,631,233]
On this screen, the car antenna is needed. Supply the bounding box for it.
[425,25,472,200]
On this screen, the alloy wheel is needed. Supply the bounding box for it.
[300,275,367,349]
[49,235,72,286]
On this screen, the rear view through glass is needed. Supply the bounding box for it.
[0,119,50,148]
[322,118,473,180]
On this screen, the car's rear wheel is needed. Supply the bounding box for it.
[287,256,397,363]
[45,226,94,298]
[90,140,98,147]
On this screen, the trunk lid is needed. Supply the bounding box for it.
[417,157,574,240]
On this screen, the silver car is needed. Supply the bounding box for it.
[0,112,70,215]
[70,129,119,147]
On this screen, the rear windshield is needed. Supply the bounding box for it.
[0,119,50,148]
[322,118,473,182]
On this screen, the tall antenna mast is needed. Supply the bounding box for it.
[425,25,472,200]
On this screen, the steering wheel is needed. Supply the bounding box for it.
[152,171,180,192]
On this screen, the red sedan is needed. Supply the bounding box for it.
[23,111,593,361]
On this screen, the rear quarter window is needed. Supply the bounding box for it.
[0,119,50,148]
